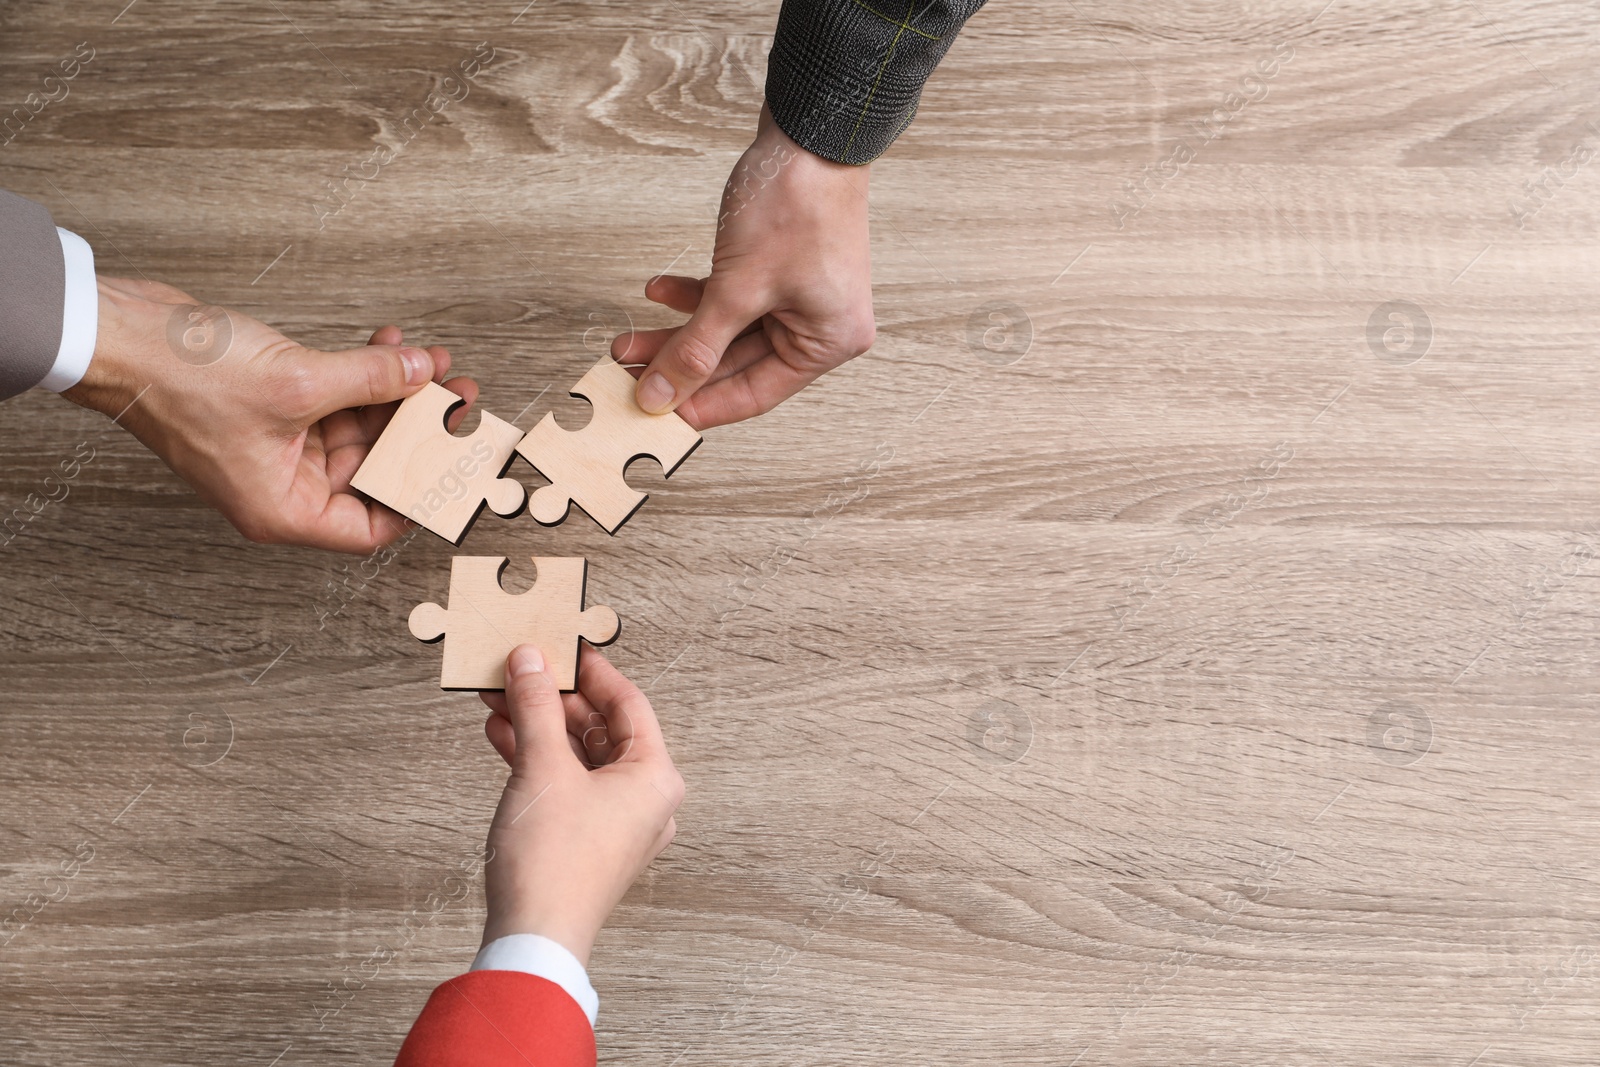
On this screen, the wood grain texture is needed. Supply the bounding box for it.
[3,1,1599,1064]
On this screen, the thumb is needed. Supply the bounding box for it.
[304,344,435,418]
[634,294,757,414]
[503,644,578,777]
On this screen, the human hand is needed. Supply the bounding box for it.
[64,276,479,553]
[478,645,684,966]
[614,104,875,430]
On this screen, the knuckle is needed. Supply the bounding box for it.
[673,334,721,380]
[272,359,321,420]
[662,769,687,811]
[231,510,279,545]
[514,670,561,706]
[844,312,877,355]
[365,353,396,403]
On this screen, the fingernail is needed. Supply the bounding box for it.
[508,645,545,679]
[400,347,431,385]
[637,373,675,413]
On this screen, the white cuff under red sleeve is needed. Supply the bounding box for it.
[471,933,599,1027]
[38,227,97,393]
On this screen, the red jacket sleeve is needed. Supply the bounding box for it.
[394,970,596,1067]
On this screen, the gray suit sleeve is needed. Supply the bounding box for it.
[0,189,67,401]
[764,0,990,165]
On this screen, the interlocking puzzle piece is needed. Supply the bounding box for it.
[515,358,702,534]
[408,556,619,691]
[351,381,526,544]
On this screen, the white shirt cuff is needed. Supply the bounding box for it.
[38,227,98,392]
[471,934,598,1027]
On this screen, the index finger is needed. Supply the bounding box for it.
[575,646,669,765]
[675,351,820,430]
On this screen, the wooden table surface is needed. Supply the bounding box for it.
[3,1,1599,1063]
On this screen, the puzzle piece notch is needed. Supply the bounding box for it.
[516,358,702,534]
[408,555,620,691]
[351,381,526,544]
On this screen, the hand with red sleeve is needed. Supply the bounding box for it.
[394,645,685,1067]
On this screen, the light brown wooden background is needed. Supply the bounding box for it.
[3,1,1599,1063]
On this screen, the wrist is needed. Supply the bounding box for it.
[482,911,597,968]
[754,102,870,192]
[62,279,160,420]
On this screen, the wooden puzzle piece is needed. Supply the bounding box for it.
[351,381,526,544]
[408,556,619,691]
[515,358,702,534]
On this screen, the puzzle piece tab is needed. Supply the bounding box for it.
[408,556,619,691]
[351,382,526,544]
[515,358,702,534]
